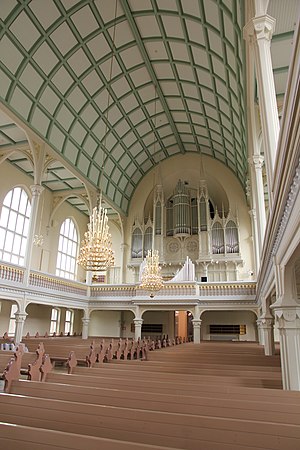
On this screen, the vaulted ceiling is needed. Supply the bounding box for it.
[0,0,298,215]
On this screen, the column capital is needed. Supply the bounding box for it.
[252,154,264,169]
[260,317,274,328]
[30,184,44,197]
[249,208,257,220]
[15,312,27,322]
[191,319,202,329]
[133,318,143,326]
[82,318,90,325]
[273,306,300,328]
[243,15,276,43]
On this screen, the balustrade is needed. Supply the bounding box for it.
[0,262,256,304]
[29,272,87,296]
[0,264,24,283]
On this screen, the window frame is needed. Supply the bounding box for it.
[0,186,31,265]
[55,217,79,280]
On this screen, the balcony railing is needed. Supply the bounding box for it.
[0,261,256,304]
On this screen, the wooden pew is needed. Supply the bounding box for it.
[41,370,292,403]
[0,422,176,450]
[0,392,299,450]
[0,349,38,373]
[9,378,300,426]
[71,364,282,389]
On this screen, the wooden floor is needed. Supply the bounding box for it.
[1,340,300,450]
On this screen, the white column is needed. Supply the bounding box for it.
[248,209,259,275]
[244,15,280,206]
[192,319,201,344]
[120,243,127,283]
[256,318,264,345]
[252,155,266,252]
[260,315,275,356]
[14,312,27,345]
[24,184,44,284]
[274,307,300,390]
[134,318,143,340]
[82,318,90,340]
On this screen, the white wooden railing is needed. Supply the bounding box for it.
[0,261,256,304]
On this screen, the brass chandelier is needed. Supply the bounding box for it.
[140,250,163,297]
[77,194,114,272]
[78,3,119,273]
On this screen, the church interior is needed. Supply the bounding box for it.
[0,0,300,448]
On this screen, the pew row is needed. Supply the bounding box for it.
[9,378,300,425]
[0,422,177,450]
[71,365,282,389]
[0,392,299,450]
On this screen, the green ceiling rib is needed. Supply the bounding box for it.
[1,0,291,216]
[121,0,186,155]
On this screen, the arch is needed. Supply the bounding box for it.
[48,193,90,227]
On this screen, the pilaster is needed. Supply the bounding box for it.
[274,307,300,390]
[256,318,264,345]
[260,314,275,356]
[24,184,45,284]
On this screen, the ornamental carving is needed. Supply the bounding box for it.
[168,241,179,254]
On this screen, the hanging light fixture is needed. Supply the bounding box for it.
[140,249,163,297]
[77,2,118,273]
[77,192,114,272]
[140,85,163,297]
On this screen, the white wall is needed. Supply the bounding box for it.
[0,299,14,335]
[89,310,122,337]
[23,303,53,336]
[200,310,257,341]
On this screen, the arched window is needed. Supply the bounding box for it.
[50,308,60,335]
[0,187,31,265]
[212,222,225,254]
[226,220,239,253]
[64,309,74,335]
[56,218,78,280]
[131,228,143,258]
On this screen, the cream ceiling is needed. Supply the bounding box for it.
[0,0,298,215]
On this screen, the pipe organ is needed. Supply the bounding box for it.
[131,179,242,281]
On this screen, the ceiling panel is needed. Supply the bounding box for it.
[0,0,297,215]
